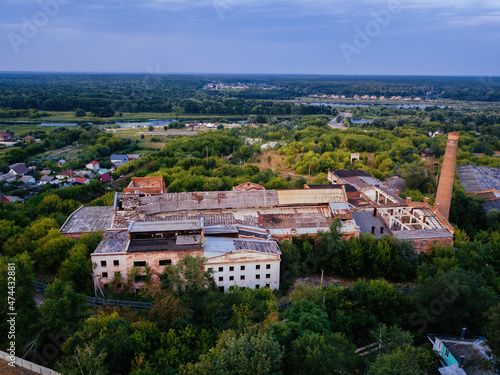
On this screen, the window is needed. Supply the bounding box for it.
[101,260,107,267]
[421,240,427,245]
[134,261,147,267]
[265,284,270,288]
[114,272,121,278]
[266,264,271,269]
[433,240,439,244]
[444,349,449,358]
[117,283,122,288]
[240,265,245,271]
[255,284,260,289]
[229,266,234,271]
[135,275,147,283]
[219,276,224,282]
[266,274,271,279]
[256,274,260,279]
[218,286,225,293]
[208,267,213,272]
[159,259,172,266]
[240,275,245,280]
[256,265,261,270]
[113,260,119,266]
[229,276,234,281]
[218,267,223,272]
[102,272,108,278]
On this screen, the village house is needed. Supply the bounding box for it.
[9,163,29,176]
[56,159,66,167]
[38,176,58,185]
[19,175,36,185]
[0,132,13,142]
[110,154,129,167]
[86,160,100,172]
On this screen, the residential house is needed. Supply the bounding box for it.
[38,176,57,185]
[0,173,17,183]
[110,154,129,167]
[56,170,77,180]
[40,170,52,176]
[73,177,90,185]
[126,154,142,161]
[9,163,29,176]
[19,175,36,185]
[22,135,35,142]
[428,331,495,375]
[98,169,111,183]
[3,196,24,203]
[86,160,100,172]
[56,159,67,167]
[0,132,13,142]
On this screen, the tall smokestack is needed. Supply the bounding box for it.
[435,132,459,220]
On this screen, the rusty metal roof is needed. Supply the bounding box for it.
[129,220,201,233]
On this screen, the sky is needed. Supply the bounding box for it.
[0,0,499,76]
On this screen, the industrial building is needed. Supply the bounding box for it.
[61,173,455,293]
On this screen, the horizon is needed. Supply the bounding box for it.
[1,0,499,76]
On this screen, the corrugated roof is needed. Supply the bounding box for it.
[277,189,346,205]
[204,237,280,255]
[391,228,453,240]
[130,220,201,233]
[458,165,500,193]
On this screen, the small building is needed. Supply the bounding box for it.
[110,154,129,167]
[56,170,77,180]
[99,171,111,183]
[0,173,17,183]
[0,132,13,142]
[3,195,24,203]
[124,177,166,195]
[56,159,66,167]
[38,176,57,185]
[428,332,495,375]
[40,170,52,176]
[19,175,36,185]
[126,154,142,161]
[73,177,90,185]
[9,163,29,176]
[86,160,100,172]
[22,135,35,142]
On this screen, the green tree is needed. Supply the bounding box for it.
[368,344,438,375]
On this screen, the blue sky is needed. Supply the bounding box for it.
[0,0,499,75]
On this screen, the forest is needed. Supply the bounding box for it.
[1,74,500,374]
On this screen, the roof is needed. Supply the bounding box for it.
[20,175,35,183]
[60,206,115,234]
[73,177,89,184]
[40,169,52,175]
[331,169,373,178]
[384,176,407,194]
[123,188,347,215]
[306,183,358,193]
[128,236,203,253]
[92,230,129,254]
[458,165,500,193]
[232,181,266,191]
[4,196,23,203]
[57,159,66,164]
[204,236,281,257]
[392,228,453,240]
[352,211,388,239]
[0,172,17,182]
[9,163,29,175]
[438,365,467,375]
[129,220,202,233]
[39,176,55,182]
[110,154,129,162]
[485,199,500,211]
[99,172,111,182]
[88,160,99,165]
[58,170,76,177]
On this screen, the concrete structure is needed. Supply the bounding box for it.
[124,177,166,195]
[435,132,460,220]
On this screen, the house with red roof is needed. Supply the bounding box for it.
[86,160,100,172]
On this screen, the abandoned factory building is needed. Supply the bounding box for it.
[60,175,454,293]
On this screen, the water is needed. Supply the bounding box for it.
[38,122,78,127]
[114,119,178,128]
[297,102,447,109]
[351,119,373,124]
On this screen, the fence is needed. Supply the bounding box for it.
[0,350,60,375]
[34,281,153,311]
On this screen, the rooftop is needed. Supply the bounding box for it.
[60,206,115,234]
[129,220,202,233]
[93,230,129,254]
[352,211,388,239]
[458,165,500,193]
[331,169,373,178]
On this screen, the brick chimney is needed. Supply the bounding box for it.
[406,197,412,205]
[423,196,429,205]
[435,132,459,220]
